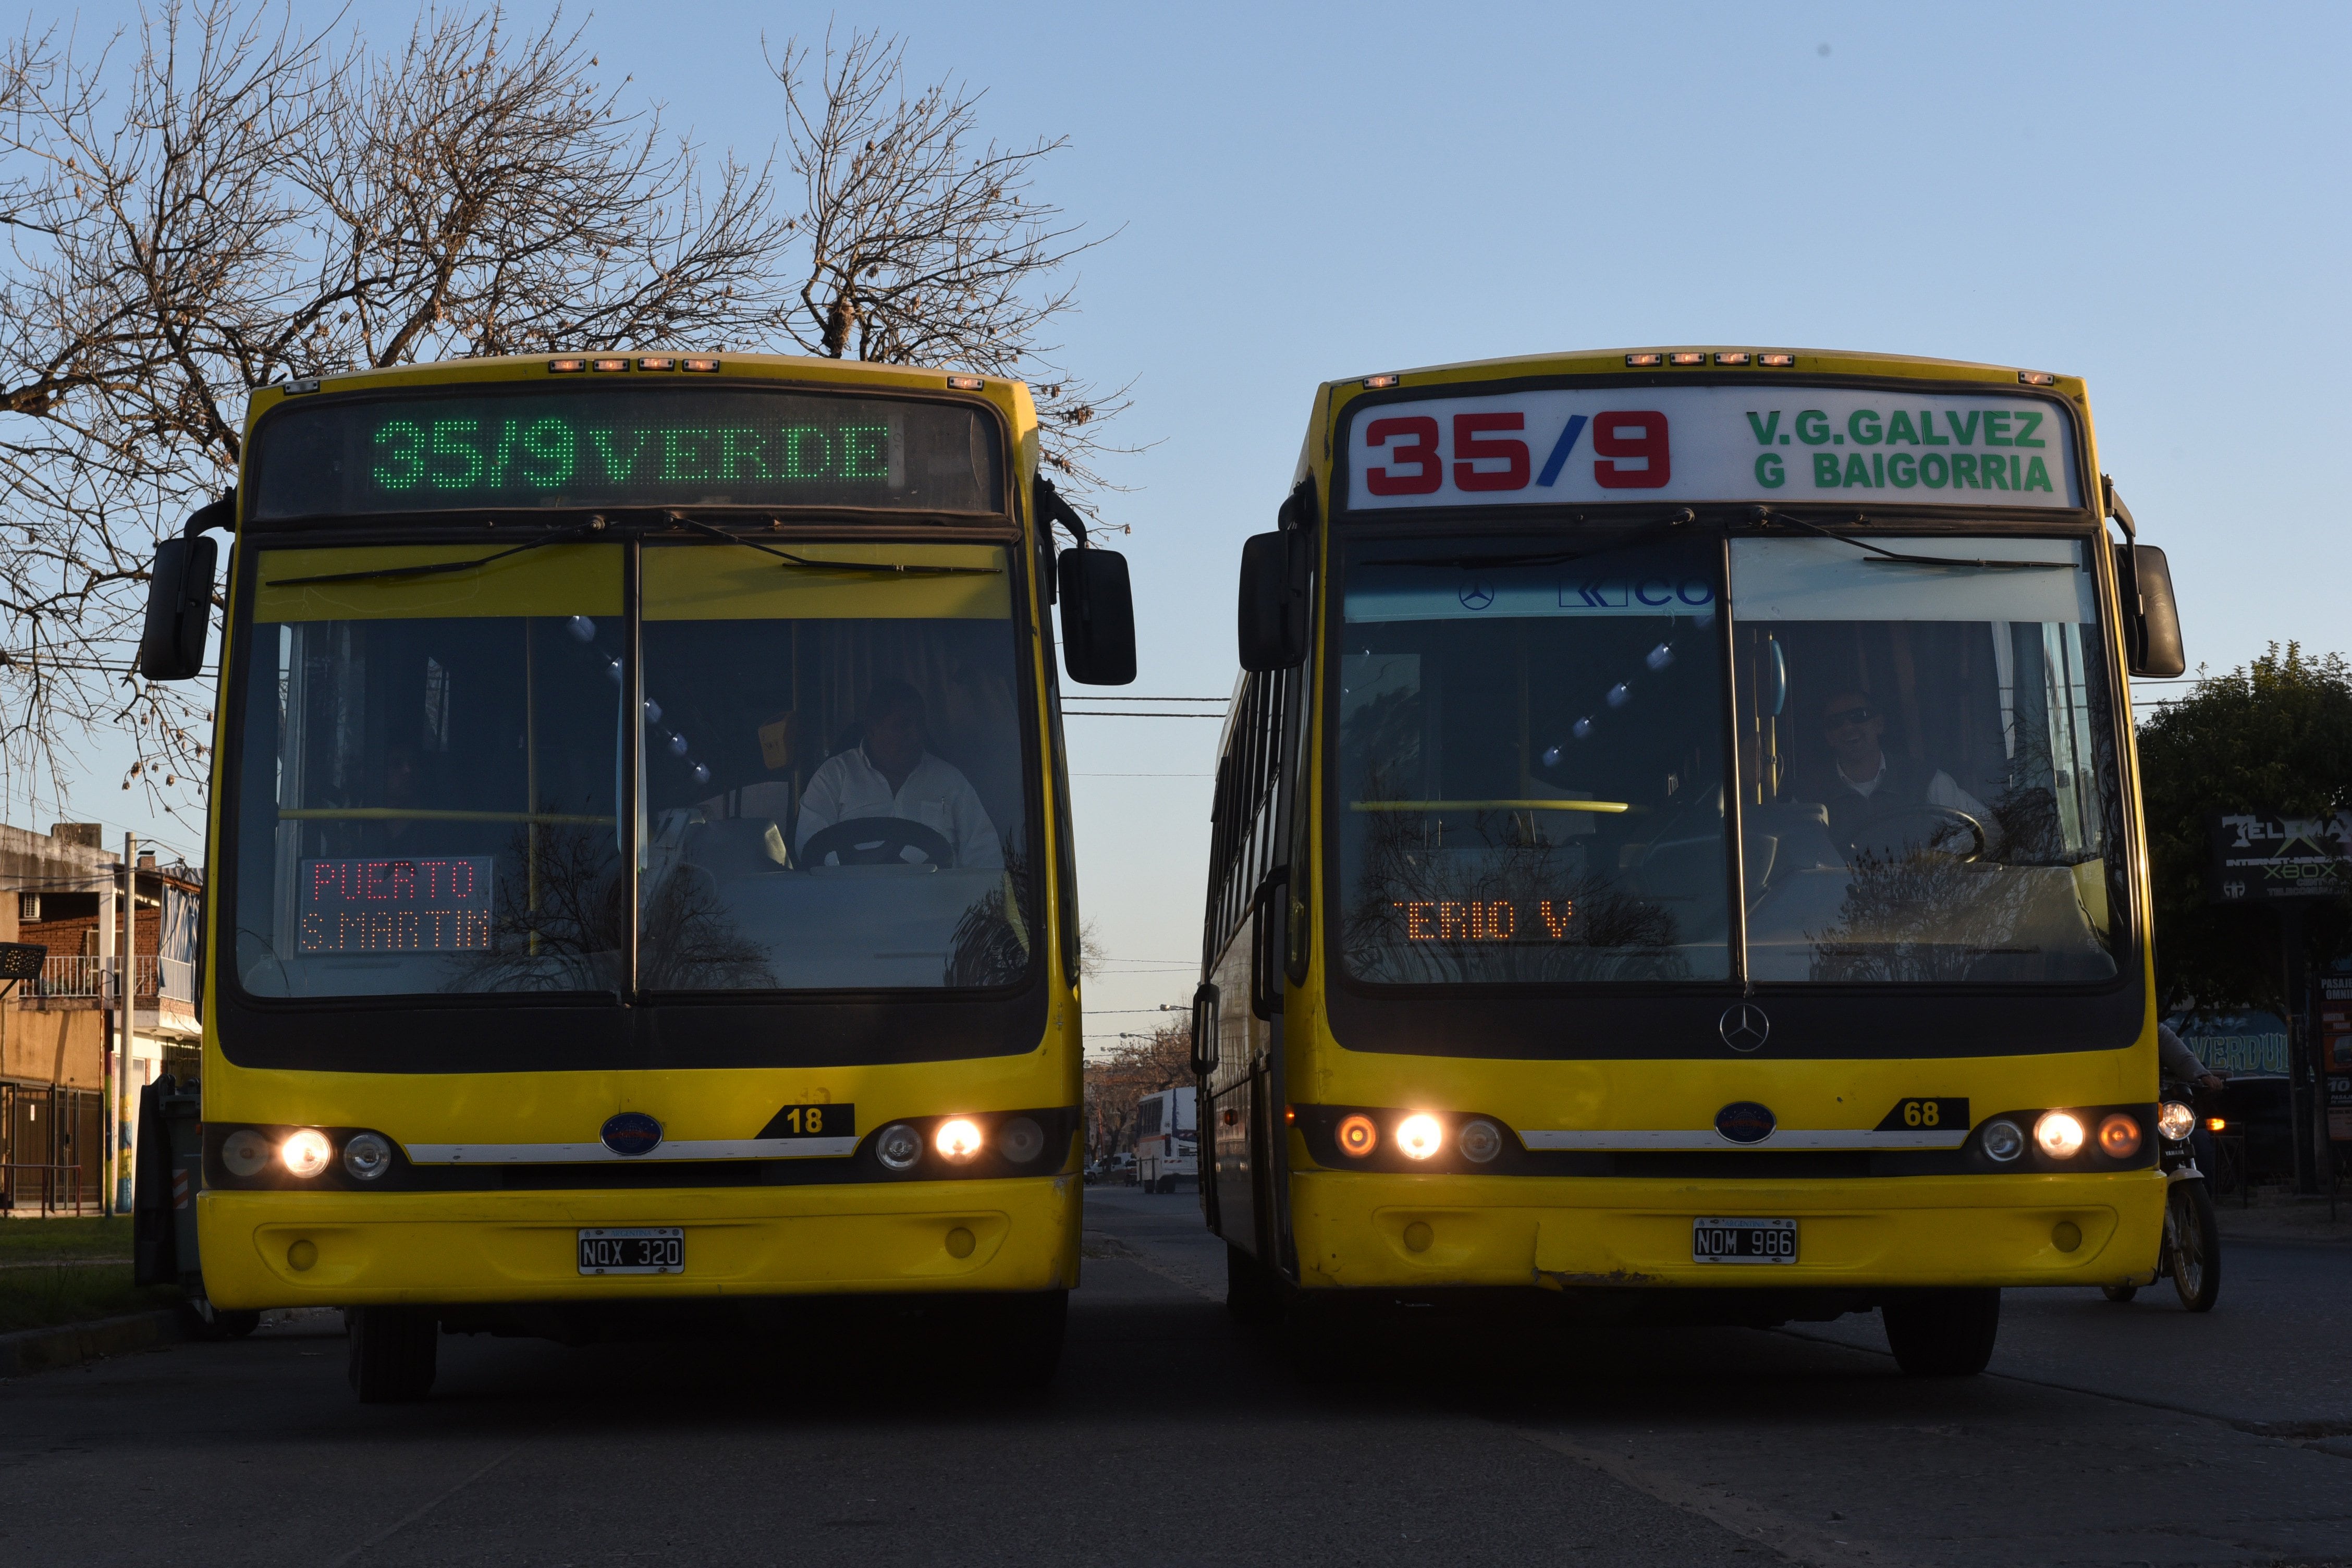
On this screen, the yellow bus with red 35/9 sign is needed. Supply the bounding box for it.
[1197,346,2185,1374]
[132,350,1136,1400]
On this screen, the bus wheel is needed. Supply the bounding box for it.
[1225,1244,1279,1325]
[2101,1284,2139,1303]
[347,1307,438,1403]
[1881,1289,2000,1376]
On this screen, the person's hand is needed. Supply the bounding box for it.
[2198,1072,2225,1091]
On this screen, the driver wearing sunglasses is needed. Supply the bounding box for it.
[1814,687,1998,856]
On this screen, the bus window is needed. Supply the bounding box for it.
[1730,535,2123,983]
[1333,534,1728,985]
[231,544,623,998]
[635,542,1034,992]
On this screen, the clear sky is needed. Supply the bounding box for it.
[36,1,2352,1039]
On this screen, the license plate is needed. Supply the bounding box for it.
[1692,1217,1797,1265]
[578,1227,683,1275]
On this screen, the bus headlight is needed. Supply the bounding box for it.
[2097,1114,2142,1159]
[2034,1111,2086,1159]
[2157,1102,2196,1142]
[1396,1114,1443,1160]
[1336,1114,1378,1158]
[875,1123,923,1171]
[1457,1119,1504,1163]
[341,1132,394,1181]
[934,1118,984,1162]
[278,1128,333,1178]
[1979,1119,2025,1162]
[998,1117,1046,1165]
[221,1128,271,1178]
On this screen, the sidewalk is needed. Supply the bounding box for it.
[2213,1191,2351,1245]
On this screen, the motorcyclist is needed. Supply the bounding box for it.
[2157,1021,2227,1172]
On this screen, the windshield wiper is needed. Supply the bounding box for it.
[670,515,1001,575]
[266,522,603,589]
[1363,509,1697,569]
[1752,507,2072,570]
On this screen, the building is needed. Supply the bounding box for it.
[0,823,201,1214]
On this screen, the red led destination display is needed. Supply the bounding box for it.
[299,857,494,954]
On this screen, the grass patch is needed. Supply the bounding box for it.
[0,1262,180,1336]
[0,1216,132,1264]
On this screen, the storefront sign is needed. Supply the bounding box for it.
[2208,812,2352,902]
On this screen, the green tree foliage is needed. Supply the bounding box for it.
[2137,643,2352,1010]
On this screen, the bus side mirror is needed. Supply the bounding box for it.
[1238,530,1310,671]
[2118,543,2185,678]
[1190,981,1218,1075]
[138,533,219,682]
[1058,546,1136,685]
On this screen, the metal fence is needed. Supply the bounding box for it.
[25,954,194,1003]
[0,1161,92,1214]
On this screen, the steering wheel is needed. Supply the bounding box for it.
[1846,807,1987,867]
[800,815,955,868]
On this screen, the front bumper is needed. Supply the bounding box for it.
[1291,1169,2165,1292]
[198,1174,1081,1309]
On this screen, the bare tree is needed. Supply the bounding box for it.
[766,28,1136,500]
[1082,1019,1192,1162]
[0,5,1129,830]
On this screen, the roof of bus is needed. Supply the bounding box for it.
[239,350,1040,450]
[1324,346,2085,401]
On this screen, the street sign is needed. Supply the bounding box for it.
[2207,812,2352,903]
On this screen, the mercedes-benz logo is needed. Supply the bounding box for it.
[1719,1002,1770,1052]
[1459,581,1495,610]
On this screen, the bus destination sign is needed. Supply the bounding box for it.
[1343,386,2080,512]
[298,856,495,954]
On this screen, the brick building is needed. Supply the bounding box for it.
[0,823,201,1214]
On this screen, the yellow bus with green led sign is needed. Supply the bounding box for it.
[1197,346,2186,1375]
[134,351,1135,1401]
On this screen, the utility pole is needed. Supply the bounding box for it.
[117,832,137,1214]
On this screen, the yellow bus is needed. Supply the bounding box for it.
[1196,347,2185,1375]
[134,350,1134,1400]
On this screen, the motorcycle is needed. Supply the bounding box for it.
[2101,1082,2221,1312]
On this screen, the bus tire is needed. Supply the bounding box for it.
[1881,1288,1999,1377]
[2100,1284,2139,1303]
[348,1307,438,1403]
[1225,1244,1279,1325]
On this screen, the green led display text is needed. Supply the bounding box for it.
[368,418,895,495]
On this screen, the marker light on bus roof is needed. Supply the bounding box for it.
[1362,373,1401,389]
[680,357,723,373]
[2034,1110,2086,1159]
[547,358,587,373]
[638,357,676,371]
[1624,353,1664,367]
[1396,1113,1444,1160]
[2017,370,2058,386]
[945,375,985,390]
[1714,351,1752,365]
[1758,352,1797,368]
[591,357,630,373]
[1667,351,1706,366]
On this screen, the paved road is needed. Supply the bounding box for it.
[1,1189,2345,1568]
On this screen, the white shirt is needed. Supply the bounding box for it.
[1835,749,2000,848]
[795,746,1001,868]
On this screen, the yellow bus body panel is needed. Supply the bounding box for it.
[198,352,1082,1309]
[1248,344,2162,1297]
[199,1175,1079,1309]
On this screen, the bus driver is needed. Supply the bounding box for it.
[1809,687,2000,859]
[795,680,1002,869]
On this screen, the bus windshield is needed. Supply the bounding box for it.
[229,540,1035,1000]
[1331,530,2126,988]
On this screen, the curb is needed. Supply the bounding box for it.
[0,1308,183,1378]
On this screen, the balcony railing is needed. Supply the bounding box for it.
[24,954,195,1003]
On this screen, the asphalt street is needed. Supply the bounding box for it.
[1,1187,2345,1568]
